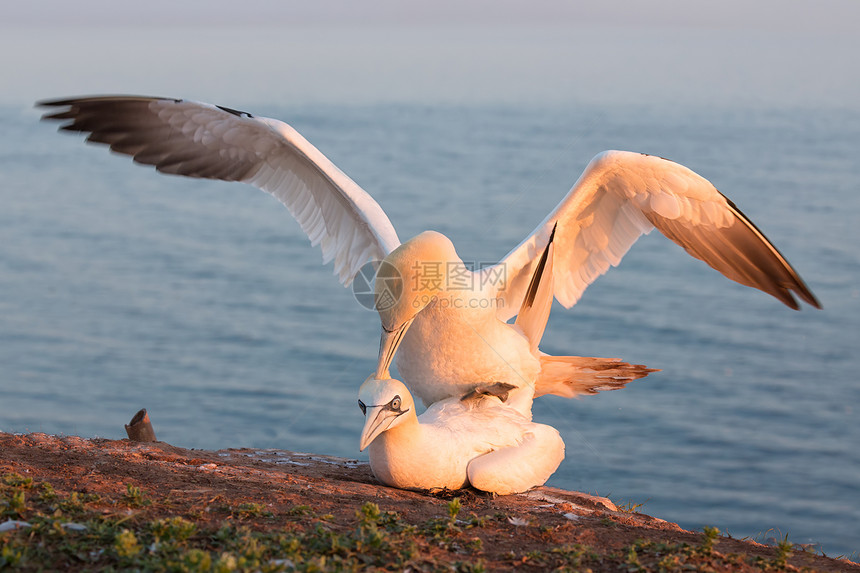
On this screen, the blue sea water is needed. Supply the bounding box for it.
[1,101,858,557]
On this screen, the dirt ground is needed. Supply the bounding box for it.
[1,431,856,572]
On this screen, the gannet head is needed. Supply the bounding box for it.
[358,376,415,451]
[374,231,460,378]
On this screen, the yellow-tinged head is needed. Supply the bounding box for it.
[357,376,416,451]
[373,231,460,378]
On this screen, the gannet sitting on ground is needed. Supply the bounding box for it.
[39,96,821,417]
[358,376,565,495]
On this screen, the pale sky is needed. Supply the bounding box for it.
[2,0,858,108]
[3,0,858,30]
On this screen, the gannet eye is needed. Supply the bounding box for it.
[390,396,401,411]
[358,400,367,415]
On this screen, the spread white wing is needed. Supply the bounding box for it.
[488,150,820,321]
[38,96,401,284]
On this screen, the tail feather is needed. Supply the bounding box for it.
[535,355,658,398]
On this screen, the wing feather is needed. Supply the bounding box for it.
[38,95,400,285]
[489,150,819,321]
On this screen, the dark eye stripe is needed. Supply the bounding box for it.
[359,395,407,414]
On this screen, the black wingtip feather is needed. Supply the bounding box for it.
[720,193,822,310]
[215,104,254,119]
[521,222,558,310]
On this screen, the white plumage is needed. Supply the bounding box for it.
[358,377,564,495]
[40,97,399,284]
[485,150,815,317]
[39,96,820,419]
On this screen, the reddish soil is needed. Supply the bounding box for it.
[1,432,856,572]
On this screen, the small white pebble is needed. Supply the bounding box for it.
[563,513,582,521]
[0,520,32,532]
[62,523,88,531]
[507,517,530,527]
[197,463,218,471]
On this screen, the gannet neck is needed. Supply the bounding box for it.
[374,231,464,378]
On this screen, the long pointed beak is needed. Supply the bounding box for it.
[359,406,394,451]
[374,318,415,379]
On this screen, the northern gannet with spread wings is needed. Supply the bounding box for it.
[39,96,821,416]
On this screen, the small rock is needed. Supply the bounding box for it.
[0,520,32,532]
[60,436,91,449]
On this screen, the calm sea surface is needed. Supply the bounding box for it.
[1,101,858,556]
